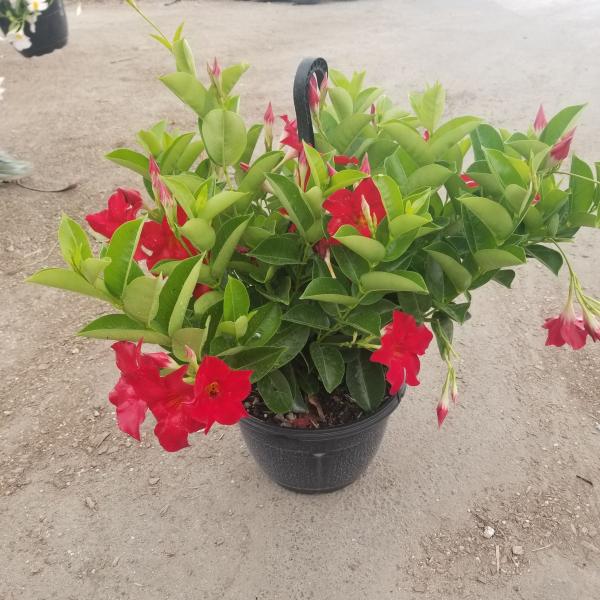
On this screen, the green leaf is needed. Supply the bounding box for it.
[328,86,354,120]
[540,104,586,145]
[160,72,208,117]
[360,270,428,294]
[265,173,314,235]
[105,149,149,178]
[201,108,247,166]
[27,268,113,303]
[328,114,372,155]
[221,62,250,95]
[199,190,247,220]
[223,276,250,321]
[172,327,207,361]
[525,244,563,275]
[493,269,516,288]
[81,257,111,284]
[346,350,386,412]
[473,246,526,272]
[257,369,294,414]
[310,343,345,393]
[406,164,452,193]
[238,151,284,194]
[242,303,282,347]
[222,346,284,383]
[300,278,356,305]
[425,243,472,292]
[484,148,526,188]
[331,245,369,283]
[269,323,311,369]
[104,219,145,298]
[180,218,216,251]
[247,234,305,265]
[383,121,433,165]
[410,82,445,132]
[167,256,205,336]
[324,169,368,195]
[570,155,595,214]
[160,132,195,175]
[152,255,202,333]
[342,306,381,336]
[428,116,482,159]
[78,314,171,345]
[123,275,163,325]
[388,214,430,238]
[210,215,251,280]
[58,215,92,269]
[302,142,329,189]
[458,196,514,242]
[172,39,196,76]
[282,302,330,330]
[375,175,404,221]
[194,290,223,315]
[334,225,386,263]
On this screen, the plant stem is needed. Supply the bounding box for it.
[555,171,600,186]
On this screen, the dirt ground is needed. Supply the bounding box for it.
[1,0,600,598]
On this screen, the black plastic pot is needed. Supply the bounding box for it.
[0,0,68,58]
[239,392,403,493]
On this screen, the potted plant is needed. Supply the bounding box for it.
[0,0,68,57]
[29,3,600,493]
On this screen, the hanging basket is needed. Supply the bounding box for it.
[0,0,68,58]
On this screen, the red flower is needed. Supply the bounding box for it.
[85,188,142,239]
[239,161,250,172]
[137,206,196,269]
[423,129,430,141]
[583,311,600,342]
[313,237,332,259]
[192,356,252,433]
[543,303,588,349]
[108,341,171,441]
[323,177,386,239]
[264,102,275,127]
[534,104,548,132]
[193,283,212,299]
[370,310,433,394]
[280,114,302,155]
[145,367,204,452]
[459,173,479,189]
[532,193,541,206]
[549,129,576,165]
[437,390,449,428]
[334,155,359,166]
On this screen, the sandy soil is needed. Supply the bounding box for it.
[1,0,600,598]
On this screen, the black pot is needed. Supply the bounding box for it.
[239,392,403,494]
[0,0,68,58]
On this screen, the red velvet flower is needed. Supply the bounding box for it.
[192,356,252,433]
[85,188,142,239]
[534,104,548,132]
[370,310,433,394]
[543,304,588,349]
[145,366,204,452]
[108,341,171,441]
[459,173,479,189]
[137,206,196,269]
[323,177,386,238]
[280,114,302,155]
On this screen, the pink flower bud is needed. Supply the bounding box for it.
[582,307,600,342]
[319,73,329,105]
[549,129,576,165]
[532,193,541,206]
[326,162,337,177]
[239,162,250,173]
[308,73,320,112]
[210,57,221,78]
[534,104,548,132]
[437,389,449,428]
[264,102,274,151]
[359,154,371,175]
[148,156,173,208]
[264,102,275,126]
[423,129,430,142]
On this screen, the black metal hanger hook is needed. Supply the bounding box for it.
[293,57,329,147]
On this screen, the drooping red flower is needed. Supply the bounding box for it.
[323,177,386,239]
[370,310,433,394]
[543,302,588,349]
[108,341,172,441]
[280,114,302,156]
[437,390,449,428]
[334,155,359,166]
[549,129,576,165]
[192,356,252,433]
[145,366,204,452]
[534,104,548,132]
[459,173,479,189]
[85,188,143,239]
[137,206,196,269]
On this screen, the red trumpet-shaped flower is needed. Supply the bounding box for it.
[370,310,433,394]
[85,188,143,239]
[193,356,252,433]
[323,177,386,239]
[108,341,172,441]
[549,129,576,165]
[543,299,588,350]
[534,104,548,132]
[136,206,196,269]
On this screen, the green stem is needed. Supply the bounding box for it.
[555,171,600,186]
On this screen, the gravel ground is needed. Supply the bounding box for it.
[1,1,599,598]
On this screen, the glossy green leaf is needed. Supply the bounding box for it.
[540,104,586,145]
[302,142,329,188]
[223,276,250,321]
[474,246,526,272]
[375,174,404,221]
[58,215,92,269]
[459,196,514,241]
[388,214,430,238]
[265,173,314,234]
[346,350,386,412]
[210,215,251,280]
[425,243,472,292]
[331,245,369,283]
[172,39,196,76]
[104,219,145,298]
[324,169,368,195]
[238,151,284,193]
[257,369,294,414]
[201,108,247,166]
[409,82,445,132]
[222,346,284,382]
[428,116,482,158]
[160,72,208,117]
[570,155,595,214]
[310,343,345,393]
[328,114,372,154]
[406,164,452,193]
[329,86,354,120]
[105,149,149,178]
[199,190,247,220]
[180,218,216,251]
[193,290,223,315]
[360,270,428,294]
[172,327,207,361]
[167,256,205,336]
[334,225,386,263]
[247,234,305,265]
[269,323,311,369]
[27,268,113,303]
[242,303,282,347]
[525,244,563,275]
[282,302,330,330]
[78,314,171,345]
[123,275,163,325]
[221,62,250,95]
[160,132,194,174]
[484,149,526,187]
[300,277,355,305]
[383,121,433,165]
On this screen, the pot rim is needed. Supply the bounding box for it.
[239,385,405,440]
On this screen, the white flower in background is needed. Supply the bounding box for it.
[26,0,49,13]
[26,14,38,34]
[6,27,32,51]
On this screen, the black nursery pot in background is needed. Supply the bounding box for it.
[239,393,403,493]
[0,0,68,58]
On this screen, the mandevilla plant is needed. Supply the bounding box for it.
[0,0,51,50]
[29,4,600,452]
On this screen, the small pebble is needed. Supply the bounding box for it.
[512,545,524,556]
[149,477,160,485]
[483,526,495,539]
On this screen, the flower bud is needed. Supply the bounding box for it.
[264,102,274,151]
[549,129,576,166]
[534,104,548,132]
